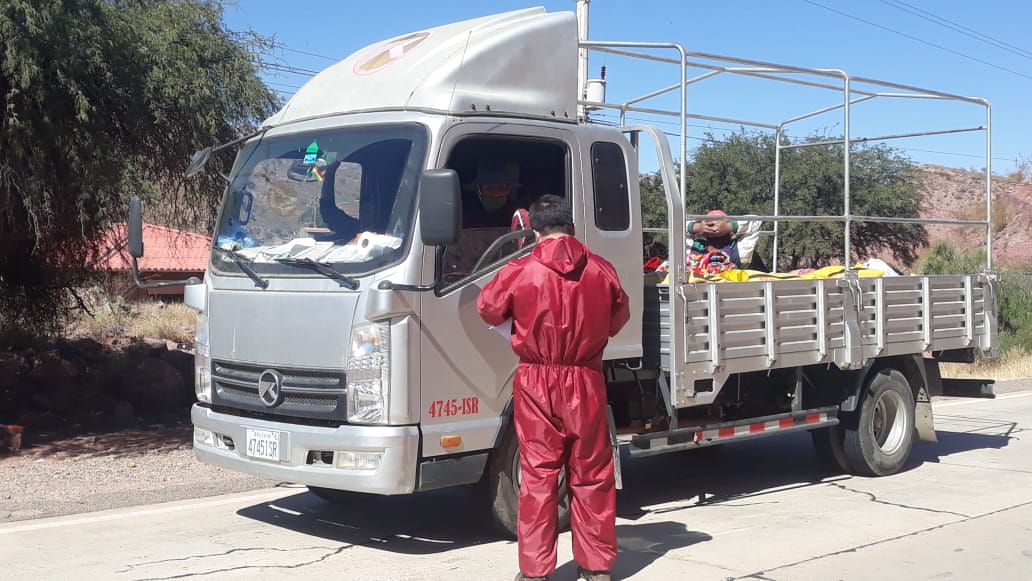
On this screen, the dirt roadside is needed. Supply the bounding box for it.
[3,379,1029,525]
[0,420,280,523]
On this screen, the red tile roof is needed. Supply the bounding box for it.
[94,223,211,272]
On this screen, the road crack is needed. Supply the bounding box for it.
[826,481,972,518]
[728,499,1032,580]
[117,545,352,580]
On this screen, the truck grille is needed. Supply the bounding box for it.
[211,360,347,421]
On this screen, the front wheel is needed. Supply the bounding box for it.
[842,369,916,476]
[484,423,569,539]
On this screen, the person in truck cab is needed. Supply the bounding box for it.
[464,160,527,229]
[478,194,629,581]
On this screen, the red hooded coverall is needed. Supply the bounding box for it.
[478,235,630,578]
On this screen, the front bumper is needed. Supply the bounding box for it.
[191,404,419,495]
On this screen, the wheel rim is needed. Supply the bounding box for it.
[872,388,908,455]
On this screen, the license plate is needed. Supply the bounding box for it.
[245,429,281,461]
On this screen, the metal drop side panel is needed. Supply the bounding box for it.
[680,280,846,374]
[853,275,991,358]
[642,274,995,407]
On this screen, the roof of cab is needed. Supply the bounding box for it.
[261,7,577,128]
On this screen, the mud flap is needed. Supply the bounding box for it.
[940,378,995,398]
[924,357,995,399]
[915,386,937,443]
[607,405,622,490]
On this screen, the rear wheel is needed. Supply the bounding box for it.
[842,369,916,476]
[484,423,569,539]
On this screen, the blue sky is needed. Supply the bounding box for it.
[223,1,1030,175]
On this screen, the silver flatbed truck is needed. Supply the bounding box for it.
[129,4,997,535]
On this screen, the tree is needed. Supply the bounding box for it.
[685,130,927,271]
[640,170,669,259]
[0,0,278,332]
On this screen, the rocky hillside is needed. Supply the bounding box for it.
[918,165,1032,268]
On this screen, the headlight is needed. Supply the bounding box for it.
[194,313,212,403]
[346,322,390,424]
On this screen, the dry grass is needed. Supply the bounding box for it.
[67,297,196,345]
[940,349,1032,382]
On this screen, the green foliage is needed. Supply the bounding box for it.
[640,170,668,258]
[0,0,278,331]
[918,240,986,275]
[996,271,1032,354]
[686,130,927,270]
[639,129,928,271]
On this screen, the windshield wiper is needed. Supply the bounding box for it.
[274,257,360,290]
[212,247,268,289]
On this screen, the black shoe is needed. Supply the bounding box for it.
[576,569,612,581]
[514,573,550,581]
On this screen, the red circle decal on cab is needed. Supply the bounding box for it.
[353,32,431,76]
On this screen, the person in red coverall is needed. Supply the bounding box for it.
[477,194,630,581]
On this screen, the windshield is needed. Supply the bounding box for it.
[211,123,428,277]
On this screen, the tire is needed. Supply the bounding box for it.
[810,425,850,473]
[484,423,569,539]
[307,486,358,504]
[842,369,916,477]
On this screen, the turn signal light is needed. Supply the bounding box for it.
[440,435,463,448]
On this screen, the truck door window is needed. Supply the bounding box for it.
[437,136,569,289]
[591,141,630,231]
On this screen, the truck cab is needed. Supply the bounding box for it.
[187,8,644,501]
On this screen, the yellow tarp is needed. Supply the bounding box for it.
[665,264,886,284]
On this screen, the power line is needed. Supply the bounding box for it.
[880,0,1032,62]
[257,61,322,77]
[802,0,1032,81]
[274,43,343,62]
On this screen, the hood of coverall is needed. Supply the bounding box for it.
[530,235,588,276]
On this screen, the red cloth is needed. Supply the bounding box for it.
[478,235,629,577]
[511,208,531,248]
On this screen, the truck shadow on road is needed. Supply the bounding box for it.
[237,484,504,553]
[235,425,1015,560]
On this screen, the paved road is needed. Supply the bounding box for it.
[3,388,1031,580]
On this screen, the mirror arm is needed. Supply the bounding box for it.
[377,246,445,292]
[129,256,201,290]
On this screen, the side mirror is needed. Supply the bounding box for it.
[128,197,144,258]
[185,146,213,178]
[125,197,205,291]
[418,169,461,246]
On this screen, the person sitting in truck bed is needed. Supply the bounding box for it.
[687,209,740,274]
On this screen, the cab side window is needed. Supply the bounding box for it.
[591,141,630,231]
[439,136,569,288]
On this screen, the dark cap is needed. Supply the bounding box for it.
[474,160,520,186]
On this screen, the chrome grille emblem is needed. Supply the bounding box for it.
[257,369,284,408]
